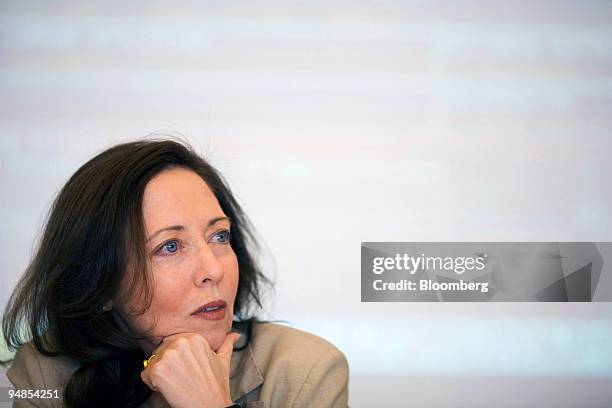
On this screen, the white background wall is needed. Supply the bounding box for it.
[1,1,612,406]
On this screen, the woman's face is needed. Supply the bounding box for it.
[116,167,239,353]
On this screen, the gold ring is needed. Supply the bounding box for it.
[143,354,158,368]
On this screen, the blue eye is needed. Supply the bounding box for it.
[212,230,231,244]
[160,240,179,254]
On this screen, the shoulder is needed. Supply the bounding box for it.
[251,322,344,364]
[249,322,349,407]
[7,342,78,401]
[252,321,339,352]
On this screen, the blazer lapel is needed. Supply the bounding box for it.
[230,342,264,401]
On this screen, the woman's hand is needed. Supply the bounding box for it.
[141,331,240,408]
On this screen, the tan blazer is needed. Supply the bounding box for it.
[6,322,349,408]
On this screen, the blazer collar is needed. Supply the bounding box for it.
[229,341,264,400]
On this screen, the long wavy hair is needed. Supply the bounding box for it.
[2,139,270,407]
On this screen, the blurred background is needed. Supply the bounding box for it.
[1,1,612,407]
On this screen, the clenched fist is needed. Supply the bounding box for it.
[141,331,241,408]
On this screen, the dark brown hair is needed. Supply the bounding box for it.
[2,139,270,407]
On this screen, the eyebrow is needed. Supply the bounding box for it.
[146,216,231,243]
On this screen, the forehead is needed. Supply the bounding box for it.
[142,167,224,229]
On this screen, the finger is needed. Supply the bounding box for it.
[216,332,240,358]
[159,331,193,343]
[154,331,199,356]
[140,368,156,392]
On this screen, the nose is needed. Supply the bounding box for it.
[192,242,224,286]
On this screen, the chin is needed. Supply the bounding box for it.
[198,320,232,351]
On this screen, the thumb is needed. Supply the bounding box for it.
[217,332,241,358]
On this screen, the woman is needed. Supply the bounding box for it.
[2,139,349,408]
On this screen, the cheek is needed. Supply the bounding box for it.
[118,267,189,335]
[144,267,194,322]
